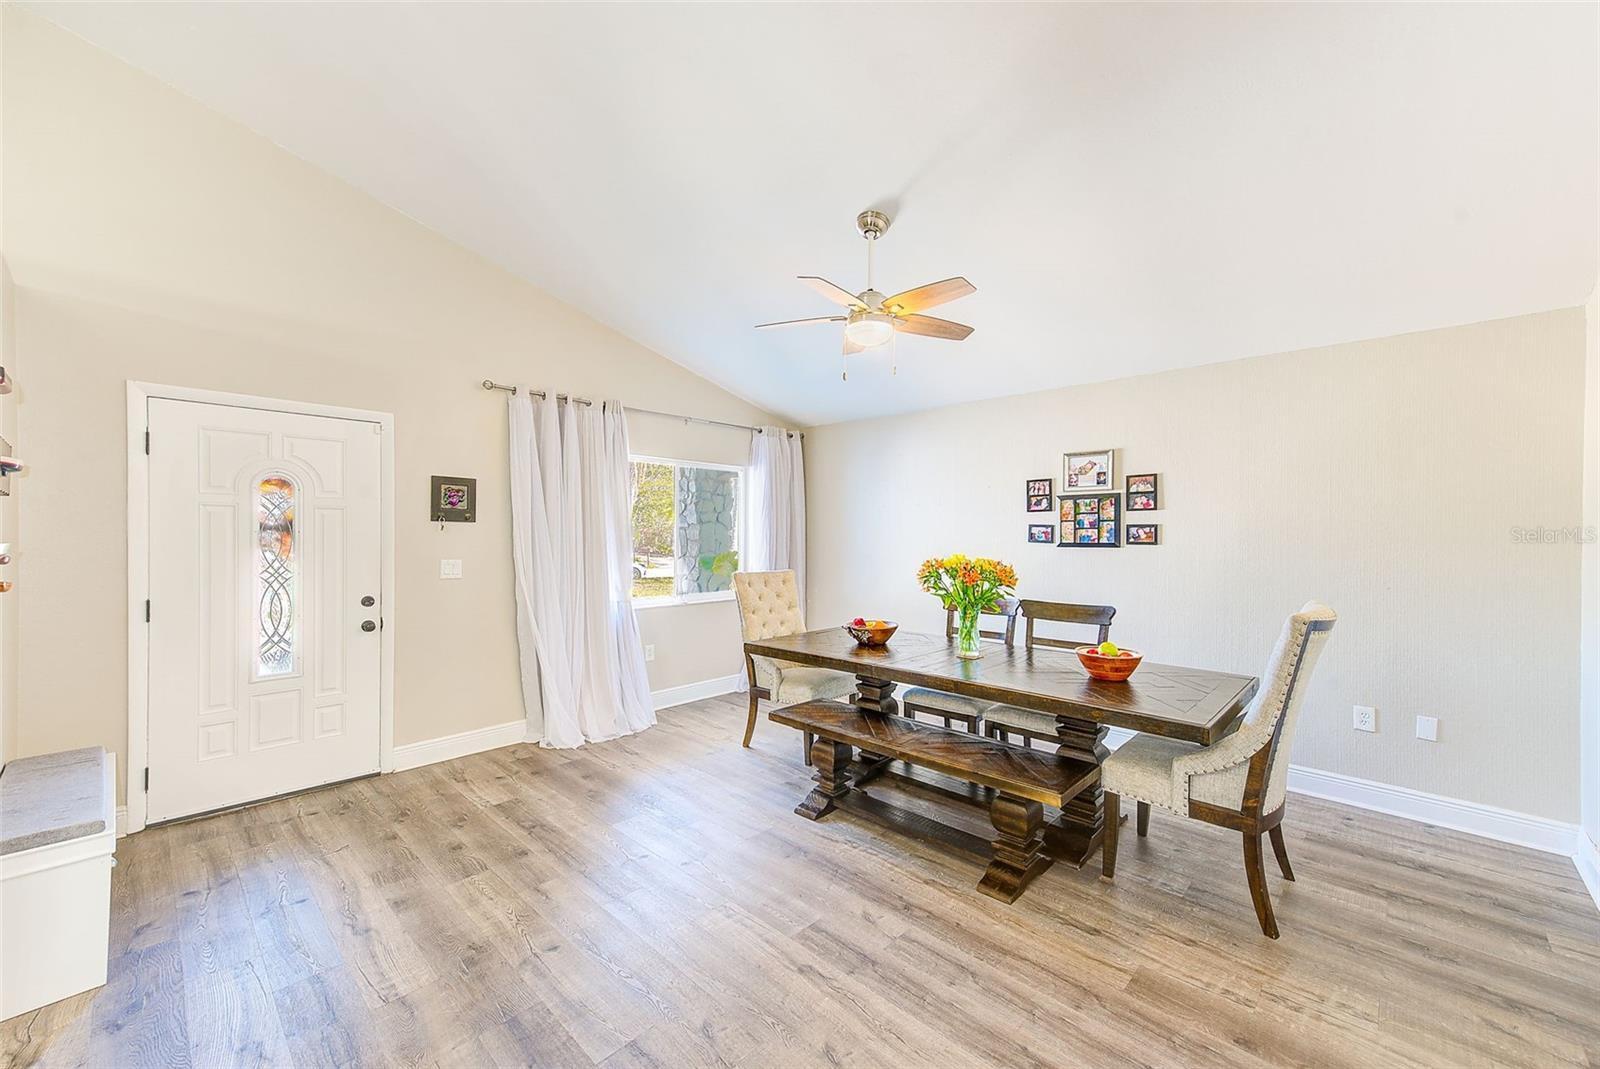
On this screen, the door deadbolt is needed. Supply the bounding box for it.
[361,620,377,632]
[360,595,376,607]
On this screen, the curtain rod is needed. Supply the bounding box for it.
[481,379,799,437]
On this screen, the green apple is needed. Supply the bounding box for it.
[1097,641,1119,656]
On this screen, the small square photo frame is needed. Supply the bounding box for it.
[1063,449,1114,491]
[1127,523,1159,545]
[431,475,477,522]
[1125,473,1159,511]
[1027,523,1055,544]
[1025,478,1053,510]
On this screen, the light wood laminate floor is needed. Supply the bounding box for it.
[4,695,1597,1068]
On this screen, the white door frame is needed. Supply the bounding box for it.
[126,381,396,834]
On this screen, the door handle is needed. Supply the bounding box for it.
[361,595,375,607]
[361,620,377,632]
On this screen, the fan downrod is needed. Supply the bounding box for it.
[856,210,890,241]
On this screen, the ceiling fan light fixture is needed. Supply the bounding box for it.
[844,311,894,349]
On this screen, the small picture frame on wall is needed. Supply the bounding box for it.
[1127,524,1160,545]
[1025,478,1053,511]
[1058,493,1121,547]
[431,475,477,522]
[1126,473,1159,511]
[1027,523,1055,544]
[1063,449,1114,491]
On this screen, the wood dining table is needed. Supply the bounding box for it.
[743,627,1260,867]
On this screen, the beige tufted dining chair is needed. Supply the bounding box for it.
[733,571,855,760]
[1100,601,1336,938]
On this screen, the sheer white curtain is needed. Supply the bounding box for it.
[746,425,807,608]
[507,393,655,747]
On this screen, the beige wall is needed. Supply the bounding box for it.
[806,309,1587,822]
[2,10,774,799]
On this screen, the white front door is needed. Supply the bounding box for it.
[146,398,382,822]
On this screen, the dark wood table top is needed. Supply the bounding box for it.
[745,628,1259,745]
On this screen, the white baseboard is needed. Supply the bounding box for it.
[1283,765,1581,856]
[1573,832,1600,907]
[1103,724,1595,910]
[384,673,742,773]
[390,719,526,772]
[116,806,128,839]
[652,672,742,711]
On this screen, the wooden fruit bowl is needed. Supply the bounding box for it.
[1077,646,1142,681]
[843,620,898,647]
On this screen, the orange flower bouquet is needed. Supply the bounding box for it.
[916,554,1018,660]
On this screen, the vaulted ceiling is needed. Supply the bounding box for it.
[28,2,1598,425]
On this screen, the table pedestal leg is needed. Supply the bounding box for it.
[796,739,853,820]
[978,794,1052,902]
[1044,715,1110,868]
[853,675,898,717]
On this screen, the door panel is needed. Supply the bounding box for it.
[147,398,382,821]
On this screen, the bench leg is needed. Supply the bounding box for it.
[977,793,1052,903]
[795,739,853,821]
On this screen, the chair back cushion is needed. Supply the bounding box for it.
[1173,601,1336,812]
[733,570,804,642]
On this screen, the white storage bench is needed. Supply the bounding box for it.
[0,746,117,1020]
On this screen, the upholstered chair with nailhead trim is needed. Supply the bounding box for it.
[733,571,854,763]
[1100,601,1336,938]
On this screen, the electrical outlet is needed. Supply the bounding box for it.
[439,559,463,580]
[1353,705,1377,733]
[1416,715,1439,742]
[644,644,656,662]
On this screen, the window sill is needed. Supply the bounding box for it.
[632,591,736,610]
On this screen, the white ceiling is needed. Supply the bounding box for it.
[29,2,1598,426]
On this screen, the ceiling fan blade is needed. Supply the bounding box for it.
[881,277,976,315]
[754,315,847,330]
[894,314,974,341]
[799,276,866,308]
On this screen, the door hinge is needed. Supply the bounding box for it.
[144,429,150,455]
[143,767,150,791]
[145,599,151,623]
[379,617,385,631]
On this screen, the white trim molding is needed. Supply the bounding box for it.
[390,720,526,773]
[1571,833,1600,908]
[1104,726,1597,911]
[125,382,397,835]
[1285,765,1581,856]
[652,672,742,711]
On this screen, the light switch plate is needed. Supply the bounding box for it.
[644,644,656,662]
[1416,715,1439,742]
[1353,705,1377,733]
[439,558,463,580]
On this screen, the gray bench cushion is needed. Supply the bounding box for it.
[0,747,111,855]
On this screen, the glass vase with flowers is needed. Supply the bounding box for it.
[915,554,1019,660]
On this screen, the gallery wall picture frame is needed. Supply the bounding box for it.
[1127,524,1160,545]
[431,475,477,522]
[1058,493,1121,547]
[1126,473,1159,511]
[1025,478,1054,511]
[1027,523,1055,544]
[1063,449,1115,491]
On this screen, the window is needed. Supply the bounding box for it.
[630,458,741,603]
[255,474,297,676]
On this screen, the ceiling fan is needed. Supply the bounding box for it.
[755,211,975,375]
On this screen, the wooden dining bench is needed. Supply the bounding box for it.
[770,700,1099,902]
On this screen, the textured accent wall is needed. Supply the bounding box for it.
[806,309,1587,821]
